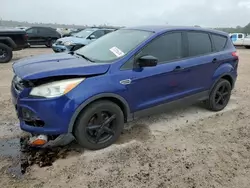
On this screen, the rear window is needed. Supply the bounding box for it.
[211,34,227,52]
[187,32,212,57]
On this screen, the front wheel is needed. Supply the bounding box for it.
[205,79,232,111]
[73,100,124,150]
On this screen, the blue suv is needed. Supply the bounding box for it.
[11,26,238,150]
[52,27,115,53]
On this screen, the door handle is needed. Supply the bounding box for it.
[173,66,184,71]
[212,58,217,63]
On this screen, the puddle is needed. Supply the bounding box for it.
[0,138,20,158]
[0,136,84,176]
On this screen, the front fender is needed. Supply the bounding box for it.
[67,93,131,133]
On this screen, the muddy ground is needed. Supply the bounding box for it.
[0,47,250,188]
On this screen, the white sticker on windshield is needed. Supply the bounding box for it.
[109,47,125,57]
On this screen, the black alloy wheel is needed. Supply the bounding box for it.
[206,79,232,111]
[74,100,124,150]
[86,111,117,144]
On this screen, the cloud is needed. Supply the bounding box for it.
[1,0,250,27]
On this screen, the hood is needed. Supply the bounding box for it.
[12,53,111,80]
[57,36,88,44]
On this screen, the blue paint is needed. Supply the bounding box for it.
[11,26,238,135]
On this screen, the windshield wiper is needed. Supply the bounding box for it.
[75,53,95,62]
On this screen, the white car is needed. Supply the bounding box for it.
[230,33,250,49]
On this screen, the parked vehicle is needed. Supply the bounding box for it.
[52,27,115,53]
[26,27,61,47]
[11,26,238,150]
[230,33,250,48]
[62,29,84,37]
[0,28,29,63]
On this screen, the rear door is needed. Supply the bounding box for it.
[37,28,49,44]
[183,31,219,91]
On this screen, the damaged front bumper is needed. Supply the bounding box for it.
[28,133,75,148]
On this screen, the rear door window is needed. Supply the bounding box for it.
[211,34,227,52]
[187,32,212,57]
[38,28,49,36]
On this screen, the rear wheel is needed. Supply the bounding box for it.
[73,100,124,150]
[205,79,232,111]
[45,39,56,48]
[0,43,13,63]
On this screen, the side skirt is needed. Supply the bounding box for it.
[133,90,209,120]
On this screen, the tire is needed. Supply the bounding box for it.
[0,43,13,63]
[205,79,232,111]
[45,39,56,48]
[73,100,124,150]
[245,46,250,49]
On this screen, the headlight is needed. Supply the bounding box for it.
[64,41,74,46]
[30,78,85,98]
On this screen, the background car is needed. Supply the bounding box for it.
[52,27,115,53]
[61,28,84,37]
[26,26,61,47]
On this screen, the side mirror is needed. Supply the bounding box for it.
[89,35,96,40]
[137,55,158,68]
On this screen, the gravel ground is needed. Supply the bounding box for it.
[0,47,250,188]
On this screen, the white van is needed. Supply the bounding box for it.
[230,33,250,48]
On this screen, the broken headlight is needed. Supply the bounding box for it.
[29,78,85,98]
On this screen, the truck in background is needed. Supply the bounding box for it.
[230,33,250,49]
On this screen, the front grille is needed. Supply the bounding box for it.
[12,75,25,93]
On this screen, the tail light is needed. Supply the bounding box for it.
[232,51,239,59]
[23,34,28,41]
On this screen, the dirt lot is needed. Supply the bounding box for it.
[0,47,250,188]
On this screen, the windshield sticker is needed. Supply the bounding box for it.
[109,47,125,57]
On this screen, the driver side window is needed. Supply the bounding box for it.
[121,32,183,70]
[136,32,183,63]
[91,30,105,39]
[26,28,38,34]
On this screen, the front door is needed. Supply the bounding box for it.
[120,32,197,114]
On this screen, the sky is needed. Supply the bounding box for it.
[2,0,250,27]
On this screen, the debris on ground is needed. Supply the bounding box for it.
[19,135,82,174]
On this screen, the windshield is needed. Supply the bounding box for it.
[75,29,153,62]
[72,28,95,38]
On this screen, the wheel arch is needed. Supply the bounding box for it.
[210,73,235,91]
[0,37,16,49]
[68,93,132,133]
